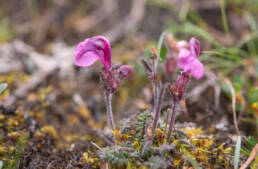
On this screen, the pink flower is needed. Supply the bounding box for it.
[189,37,200,58]
[178,37,204,80]
[74,36,111,71]
[118,65,132,78]
[165,57,177,76]
[102,65,132,93]
[169,71,190,102]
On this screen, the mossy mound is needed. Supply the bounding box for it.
[98,110,233,169]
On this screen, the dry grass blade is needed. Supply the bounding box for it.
[239,144,258,169]
[75,0,117,33]
[91,142,102,150]
[104,0,146,43]
[225,78,240,135]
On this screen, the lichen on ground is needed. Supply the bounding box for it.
[98,110,233,169]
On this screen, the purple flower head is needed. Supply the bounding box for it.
[175,71,190,100]
[74,36,111,71]
[189,37,200,58]
[118,65,132,79]
[169,71,190,102]
[165,57,177,76]
[101,65,132,93]
[178,37,204,80]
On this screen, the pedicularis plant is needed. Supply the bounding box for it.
[74,36,132,130]
[140,36,204,155]
[73,35,227,169]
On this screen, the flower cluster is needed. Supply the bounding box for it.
[74,36,132,130]
[177,37,204,79]
[140,35,205,154]
[74,36,111,71]
[168,71,190,103]
[74,35,205,152]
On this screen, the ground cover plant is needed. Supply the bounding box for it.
[71,34,235,169]
[0,0,257,169]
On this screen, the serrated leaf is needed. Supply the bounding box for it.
[234,136,241,169]
[182,148,202,169]
[0,83,7,94]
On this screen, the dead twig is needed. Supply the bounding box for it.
[91,142,102,150]
[1,40,74,107]
[225,78,240,135]
[104,0,146,43]
[32,9,56,46]
[239,144,258,169]
[196,111,214,122]
[75,0,117,33]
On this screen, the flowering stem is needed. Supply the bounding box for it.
[165,108,170,132]
[167,100,178,142]
[151,84,164,139]
[141,84,164,156]
[104,90,115,130]
[152,54,159,112]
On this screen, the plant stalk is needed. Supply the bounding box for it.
[151,84,165,139]
[167,101,178,142]
[152,56,158,111]
[104,90,115,130]
[141,84,164,156]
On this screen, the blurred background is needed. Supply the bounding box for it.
[0,0,257,131]
[0,0,257,168]
[0,0,257,151]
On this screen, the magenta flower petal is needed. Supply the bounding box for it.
[189,58,204,80]
[74,51,100,67]
[118,65,132,78]
[74,36,111,71]
[178,48,191,70]
[189,37,200,58]
[177,37,204,79]
[176,40,189,50]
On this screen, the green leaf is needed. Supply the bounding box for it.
[234,136,241,169]
[240,147,250,156]
[0,18,15,42]
[144,48,152,59]
[159,47,167,61]
[0,83,7,94]
[157,31,168,60]
[246,137,257,147]
[169,22,222,47]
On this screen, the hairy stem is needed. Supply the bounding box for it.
[167,101,178,142]
[104,90,115,130]
[151,84,164,138]
[141,140,150,157]
[152,55,158,112]
[165,108,170,132]
[141,85,164,156]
